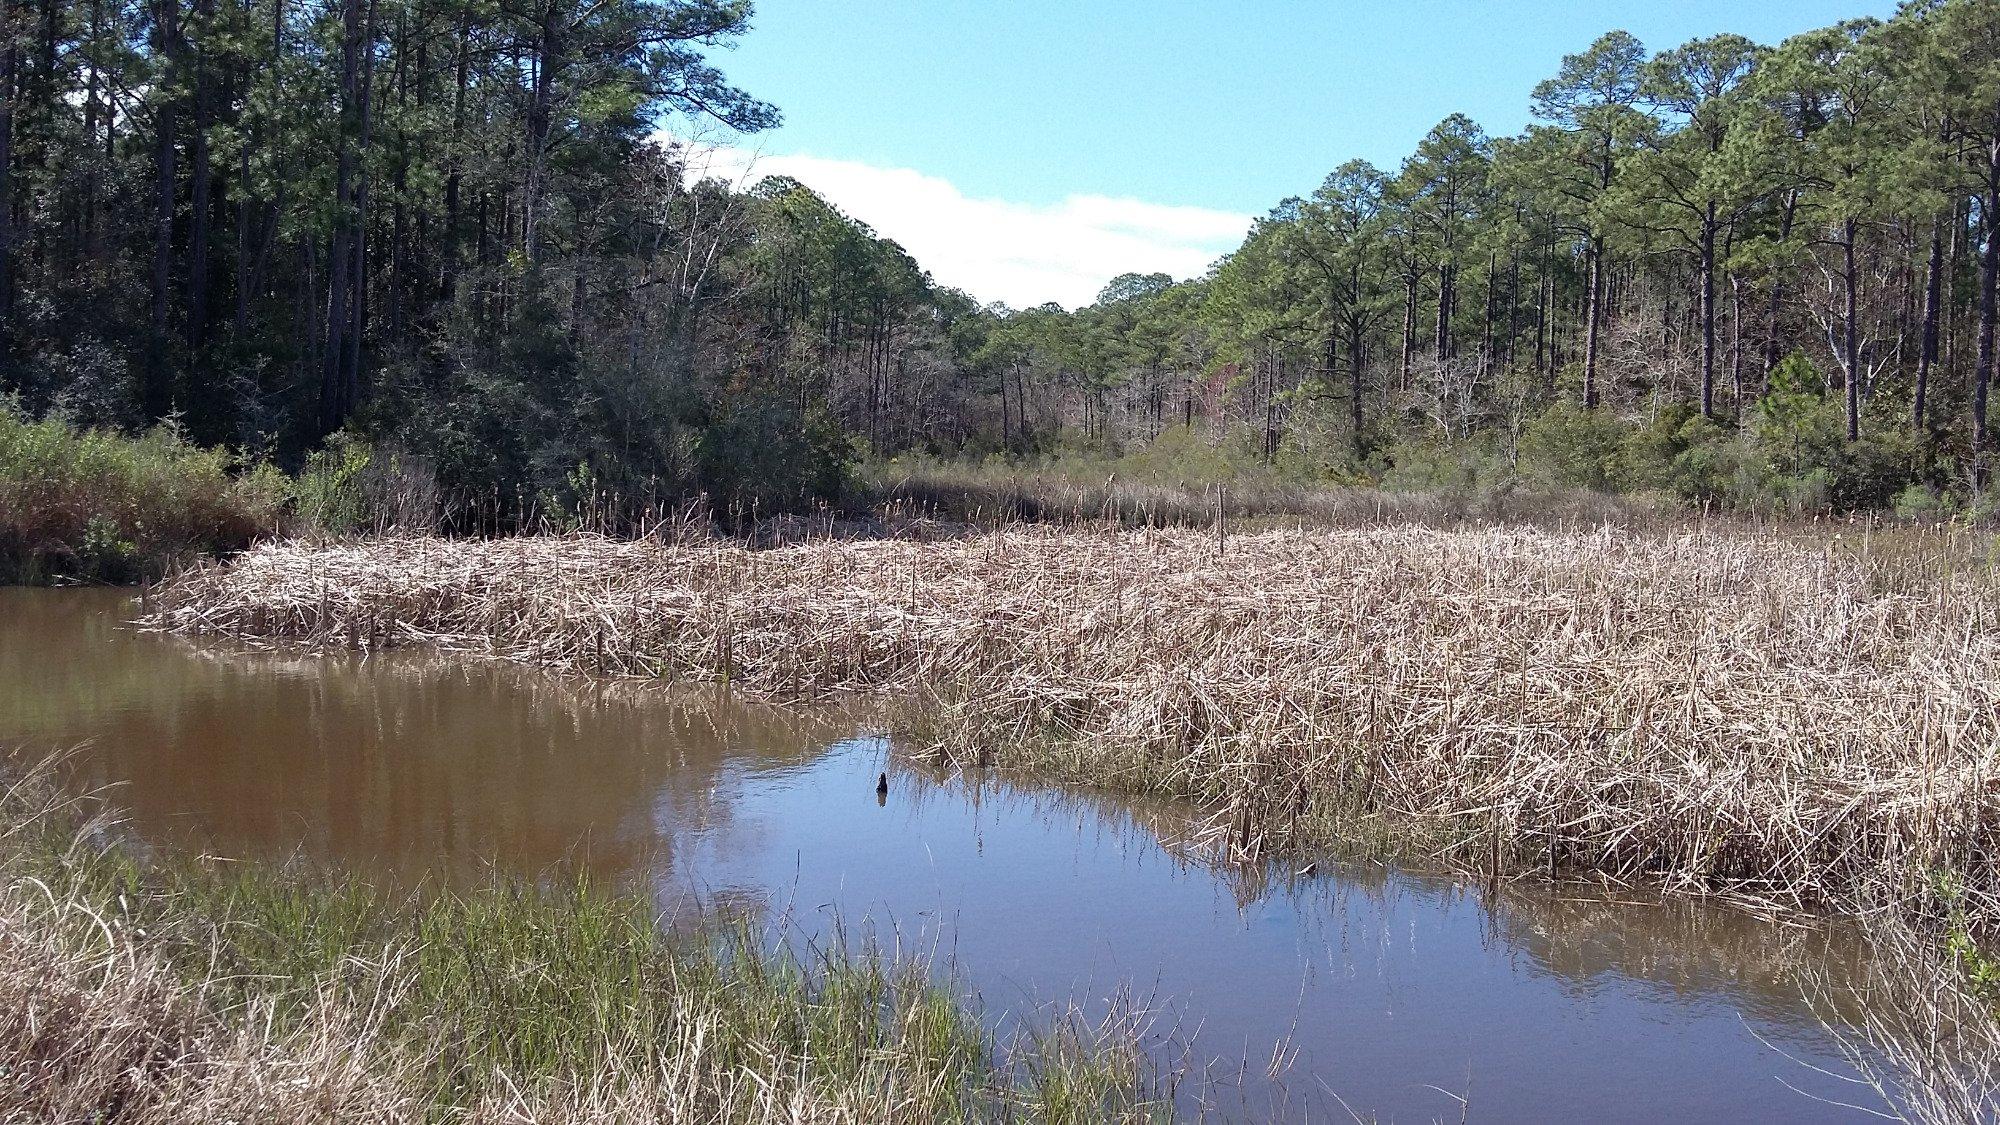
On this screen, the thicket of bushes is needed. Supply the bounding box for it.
[1,348,1981,586]
[1504,354,1948,517]
[0,405,287,584]
[0,393,863,583]
[863,353,1963,528]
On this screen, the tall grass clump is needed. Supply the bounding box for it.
[148,525,2000,932]
[1805,904,2000,1125]
[290,432,443,538]
[0,404,286,584]
[0,762,1167,1123]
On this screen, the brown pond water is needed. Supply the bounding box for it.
[2,587,1894,1122]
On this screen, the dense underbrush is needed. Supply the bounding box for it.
[0,407,286,583]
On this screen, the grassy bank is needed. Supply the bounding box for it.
[148,525,2000,931]
[845,456,1657,532]
[0,407,286,584]
[0,767,1164,1123]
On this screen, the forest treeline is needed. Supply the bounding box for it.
[7,0,2000,520]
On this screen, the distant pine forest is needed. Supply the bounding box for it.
[8,0,2000,521]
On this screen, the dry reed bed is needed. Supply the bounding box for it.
[149,526,2000,920]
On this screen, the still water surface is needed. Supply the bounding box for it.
[3,588,1888,1122]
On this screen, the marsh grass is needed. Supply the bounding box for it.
[132,522,2000,1121]
[146,523,2000,938]
[0,765,1168,1123]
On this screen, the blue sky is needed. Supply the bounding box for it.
[696,0,1899,309]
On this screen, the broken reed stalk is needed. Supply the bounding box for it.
[145,523,2000,926]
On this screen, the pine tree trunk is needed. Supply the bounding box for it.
[186,13,212,350]
[1399,271,1415,390]
[0,25,15,362]
[1504,243,1520,375]
[1583,235,1604,409]
[1975,164,2000,477]
[1349,322,1365,457]
[146,0,179,420]
[523,5,560,264]
[343,0,375,408]
[1534,267,1549,393]
[1916,212,1943,430]
[1481,250,1495,378]
[1434,263,1450,361]
[1698,206,1716,419]
[1843,218,1860,443]
[441,15,468,302]
[1764,191,1799,377]
[1728,274,1744,423]
[320,0,361,433]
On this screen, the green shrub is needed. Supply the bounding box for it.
[696,394,854,513]
[1751,352,1830,470]
[292,432,441,536]
[1666,419,1748,504]
[1377,431,1507,493]
[1609,403,1697,494]
[0,402,285,583]
[1828,424,1930,511]
[1894,484,1957,520]
[1518,402,1627,492]
[1116,423,1248,483]
[1101,423,1317,488]
[74,514,140,583]
[1609,402,1749,503]
[292,431,376,533]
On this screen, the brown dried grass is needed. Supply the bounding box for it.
[147,523,2000,924]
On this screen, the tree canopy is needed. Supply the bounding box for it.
[8,0,2000,516]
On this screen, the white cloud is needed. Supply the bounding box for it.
[680,143,1251,310]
